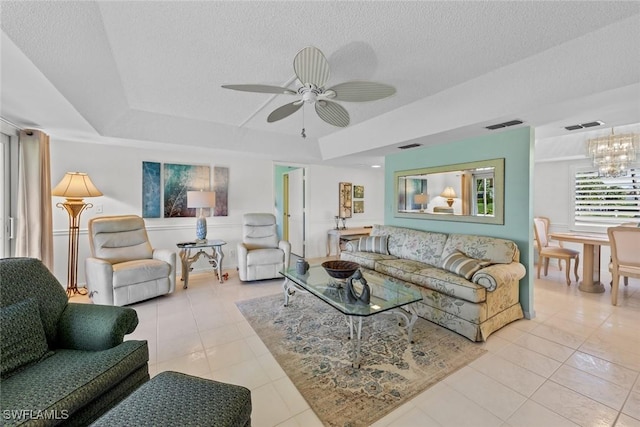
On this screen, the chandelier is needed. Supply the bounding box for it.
[587,128,639,177]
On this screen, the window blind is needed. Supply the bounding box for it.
[574,168,640,226]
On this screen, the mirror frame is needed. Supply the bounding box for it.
[393,158,505,225]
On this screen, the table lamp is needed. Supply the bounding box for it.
[413,193,428,212]
[52,172,103,296]
[187,190,215,242]
[440,187,457,207]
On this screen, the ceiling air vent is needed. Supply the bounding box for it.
[485,119,523,130]
[564,120,604,131]
[398,143,422,150]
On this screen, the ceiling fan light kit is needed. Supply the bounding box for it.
[222,46,396,133]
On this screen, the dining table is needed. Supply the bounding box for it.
[548,232,610,293]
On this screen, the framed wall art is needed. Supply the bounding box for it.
[353,185,364,199]
[339,182,352,218]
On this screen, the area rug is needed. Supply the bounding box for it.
[236,293,487,427]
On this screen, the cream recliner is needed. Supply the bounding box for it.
[86,215,176,306]
[237,213,291,281]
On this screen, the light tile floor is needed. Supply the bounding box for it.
[75,260,640,427]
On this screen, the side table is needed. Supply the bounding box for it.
[176,239,227,288]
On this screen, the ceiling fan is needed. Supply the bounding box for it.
[221,46,396,129]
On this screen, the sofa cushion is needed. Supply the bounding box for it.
[0,340,149,419]
[340,251,397,270]
[113,259,171,288]
[1,298,50,378]
[372,224,448,267]
[410,267,487,304]
[442,234,518,264]
[0,258,69,347]
[441,251,491,280]
[375,259,431,283]
[358,235,389,254]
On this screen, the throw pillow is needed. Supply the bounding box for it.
[441,251,491,280]
[358,235,390,255]
[1,298,50,378]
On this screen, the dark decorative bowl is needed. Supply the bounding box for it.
[321,260,360,279]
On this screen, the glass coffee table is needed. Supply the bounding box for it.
[281,265,422,368]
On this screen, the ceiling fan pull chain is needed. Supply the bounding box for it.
[301,104,306,138]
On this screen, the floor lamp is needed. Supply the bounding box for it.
[52,172,103,297]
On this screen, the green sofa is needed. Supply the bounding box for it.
[0,258,149,426]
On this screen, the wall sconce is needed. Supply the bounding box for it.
[52,172,103,296]
[440,187,457,207]
[187,190,215,243]
[413,193,428,212]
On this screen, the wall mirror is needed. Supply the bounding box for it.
[394,158,504,224]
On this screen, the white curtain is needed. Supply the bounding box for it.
[16,129,53,269]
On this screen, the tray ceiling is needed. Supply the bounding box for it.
[1,1,638,166]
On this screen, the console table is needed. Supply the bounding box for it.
[326,227,372,256]
[176,240,227,288]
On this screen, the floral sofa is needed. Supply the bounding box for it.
[340,224,526,341]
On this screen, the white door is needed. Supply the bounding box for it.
[287,168,305,257]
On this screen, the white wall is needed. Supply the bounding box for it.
[305,165,385,257]
[50,139,384,286]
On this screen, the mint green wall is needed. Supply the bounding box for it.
[274,165,298,239]
[385,127,535,318]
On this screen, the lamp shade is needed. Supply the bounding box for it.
[52,172,103,199]
[413,193,428,205]
[440,187,457,199]
[187,190,215,208]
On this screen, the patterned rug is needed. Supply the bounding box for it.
[236,293,487,427]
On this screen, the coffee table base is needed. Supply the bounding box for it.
[283,277,418,368]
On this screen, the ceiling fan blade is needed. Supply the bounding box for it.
[221,84,296,95]
[267,102,303,123]
[315,100,350,127]
[293,46,330,88]
[326,81,396,102]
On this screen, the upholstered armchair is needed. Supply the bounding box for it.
[86,215,176,306]
[0,258,149,426]
[237,213,291,281]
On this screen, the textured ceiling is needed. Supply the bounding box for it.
[1,1,639,166]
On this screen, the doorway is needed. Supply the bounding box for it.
[274,164,305,258]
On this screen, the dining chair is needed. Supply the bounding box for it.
[615,222,640,287]
[533,216,562,270]
[533,217,580,285]
[607,225,640,306]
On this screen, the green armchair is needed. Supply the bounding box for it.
[0,258,149,426]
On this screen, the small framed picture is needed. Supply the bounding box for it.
[354,200,364,213]
[353,185,364,199]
